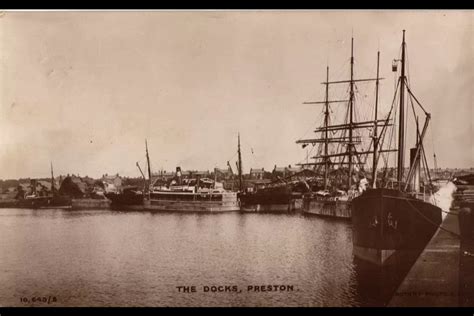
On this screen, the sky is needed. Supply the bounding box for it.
[0,10,472,179]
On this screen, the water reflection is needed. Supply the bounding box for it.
[352,249,422,306]
[0,208,420,307]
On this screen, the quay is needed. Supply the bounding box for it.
[389,187,474,307]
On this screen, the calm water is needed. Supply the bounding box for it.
[0,209,414,307]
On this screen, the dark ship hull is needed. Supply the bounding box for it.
[106,192,144,210]
[240,186,303,213]
[352,188,442,266]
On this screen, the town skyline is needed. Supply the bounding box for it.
[1,10,472,179]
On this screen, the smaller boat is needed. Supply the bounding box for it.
[302,188,358,218]
[239,181,306,213]
[453,174,474,186]
[17,163,72,209]
[106,185,144,210]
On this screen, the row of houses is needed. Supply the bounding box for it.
[0,174,125,199]
[1,165,308,195]
[149,165,304,182]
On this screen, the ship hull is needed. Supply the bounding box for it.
[17,196,72,209]
[303,196,351,219]
[144,192,240,213]
[106,192,144,210]
[352,188,442,266]
[240,189,303,213]
[240,198,303,213]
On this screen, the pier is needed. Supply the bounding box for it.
[389,187,474,307]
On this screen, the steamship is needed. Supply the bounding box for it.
[351,31,442,266]
[144,167,239,212]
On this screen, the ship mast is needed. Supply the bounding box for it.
[297,37,388,189]
[237,133,243,192]
[323,66,330,190]
[348,37,355,189]
[145,139,152,190]
[372,51,380,188]
[50,161,55,196]
[397,30,406,187]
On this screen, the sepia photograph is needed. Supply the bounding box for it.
[0,9,472,308]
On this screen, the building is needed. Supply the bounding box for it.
[102,174,122,188]
[272,165,302,179]
[101,174,122,193]
[249,168,266,180]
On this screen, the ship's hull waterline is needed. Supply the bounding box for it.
[240,198,303,213]
[302,197,351,219]
[352,188,442,266]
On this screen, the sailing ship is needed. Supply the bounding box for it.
[351,30,442,266]
[143,139,240,213]
[297,38,389,219]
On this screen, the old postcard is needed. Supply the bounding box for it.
[0,10,472,308]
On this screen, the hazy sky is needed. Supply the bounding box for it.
[0,10,472,179]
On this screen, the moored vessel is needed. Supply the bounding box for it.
[144,168,239,212]
[236,134,309,213]
[297,37,388,219]
[142,137,239,213]
[239,180,306,213]
[352,30,442,266]
[17,163,72,209]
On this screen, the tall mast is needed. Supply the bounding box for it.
[397,30,406,187]
[50,161,55,195]
[145,139,152,189]
[237,133,243,192]
[348,37,355,189]
[323,66,330,190]
[297,37,384,175]
[372,51,380,188]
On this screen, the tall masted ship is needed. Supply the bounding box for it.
[296,37,390,219]
[352,31,442,266]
